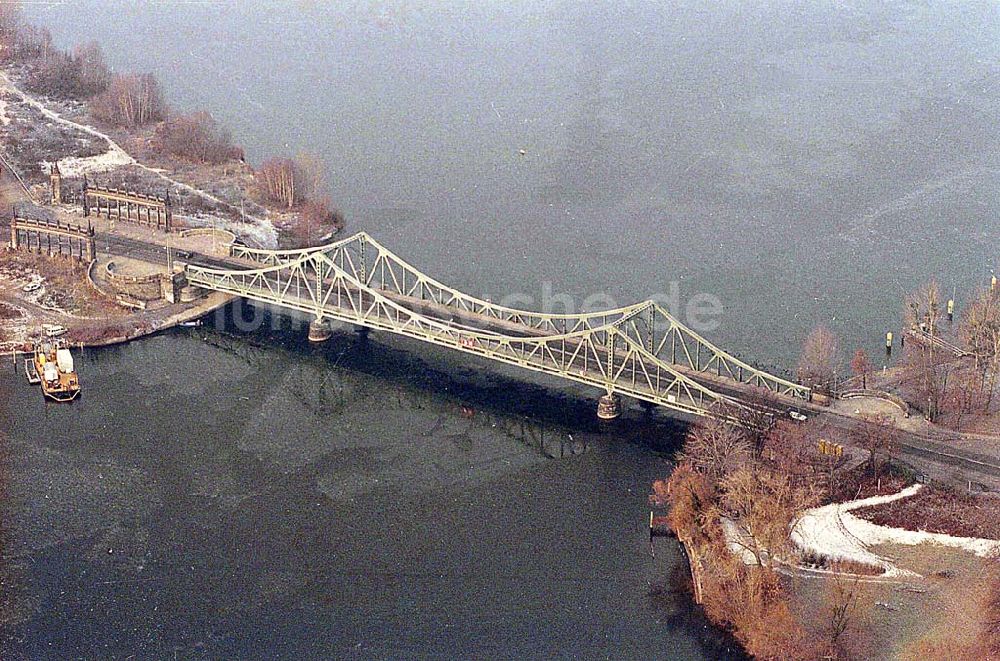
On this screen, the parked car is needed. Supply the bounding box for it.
[42,324,67,338]
[789,410,808,422]
[22,282,41,293]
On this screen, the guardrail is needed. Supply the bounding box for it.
[0,149,35,202]
[838,388,910,417]
[905,327,970,358]
[178,227,236,244]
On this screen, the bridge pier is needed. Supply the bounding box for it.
[597,393,621,420]
[178,285,207,303]
[308,317,333,342]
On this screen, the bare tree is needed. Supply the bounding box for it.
[727,388,779,460]
[72,41,110,96]
[960,285,1000,412]
[850,348,874,389]
[720,466,819,568]
[905,279,943,335]
[253,153,332,210]
[798,325,839,391]
[0,3,23,59]
[762,420,817,483]
[678,416,752,485]
[899,343,954,421]
[822,566,870,659]
[658,462,717,544]
[293,151,326,201]
[941,365,986,430]
[11,23,52,62]
[852,412,896,478]
[156,111,243,164]
[254,157,298,209]
[90,73,167,128]
[701,540,815,659]
[290,196,345,247]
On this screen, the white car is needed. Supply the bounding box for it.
[42,323,67,337]
[789,411,808,422]
[22,282,41,293]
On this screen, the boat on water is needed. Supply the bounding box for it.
[26,343,81,402]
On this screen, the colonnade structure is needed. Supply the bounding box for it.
[9,209,95,261]
[82,180,172,232]
[185,232,811,419]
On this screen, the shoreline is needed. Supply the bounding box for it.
[3,290,235,356]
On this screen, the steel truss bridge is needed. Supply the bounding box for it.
[185,232,810,419]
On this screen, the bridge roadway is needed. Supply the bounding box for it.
[78,229,1000,488]
[3,216,999,489]
[186,237,816,419]
[199,271,735,417]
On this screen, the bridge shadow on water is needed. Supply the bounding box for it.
[201,301,693,459]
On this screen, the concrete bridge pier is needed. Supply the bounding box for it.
[308,317,333,342]
[178,285,207,303]
[597,392,622,420]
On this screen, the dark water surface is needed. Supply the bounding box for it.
[0,319,741,659]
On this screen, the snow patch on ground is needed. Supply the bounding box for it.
[791,485,1000,577]
[52,149,135,177]
[176,213,278,249]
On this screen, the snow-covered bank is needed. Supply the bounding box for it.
[791,485,1000,577]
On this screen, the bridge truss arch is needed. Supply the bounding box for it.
[190,232,810,418]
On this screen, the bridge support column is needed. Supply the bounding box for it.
[179,285,207,303]
[597,393,621,420]
[308,317,333,342]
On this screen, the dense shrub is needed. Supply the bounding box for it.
[154,111,243,164]
[289,196,345,246]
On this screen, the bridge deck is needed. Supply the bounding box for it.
[185,234,810,418]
